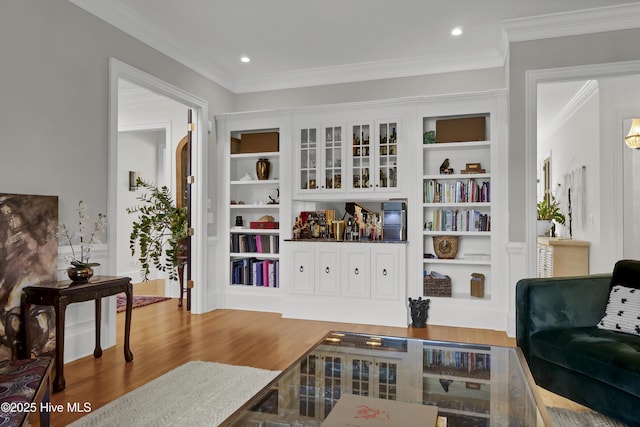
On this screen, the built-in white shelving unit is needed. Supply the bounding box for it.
[215,91,508,330]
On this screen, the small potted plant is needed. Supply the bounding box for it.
[536,196,565,236]
[59,201,107,282]
[127,178,188,281]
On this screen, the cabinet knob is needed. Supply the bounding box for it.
[325,266,330,274]
[354,268,359,275]
[382,268,388,276]
[299,266,304,272]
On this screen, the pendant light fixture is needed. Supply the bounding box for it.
[625,118,640,149]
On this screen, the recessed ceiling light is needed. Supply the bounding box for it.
[451,27,463,36]
[240,56,251,63]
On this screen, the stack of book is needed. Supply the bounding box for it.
[230,258,279,287]
[424,178,490,203]
[231,234,279,254]
[430,209,490,232]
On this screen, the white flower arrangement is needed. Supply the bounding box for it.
[59,201,107,268]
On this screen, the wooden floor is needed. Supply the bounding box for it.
[49,296,586,425]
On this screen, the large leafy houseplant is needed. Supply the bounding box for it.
[127,178,188,281]
[536,196,565,224]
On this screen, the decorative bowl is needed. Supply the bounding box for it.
[432,236,459,259]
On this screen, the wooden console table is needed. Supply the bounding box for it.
[537,237,590,277]
[21,276,134,392]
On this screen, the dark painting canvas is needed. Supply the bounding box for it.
[0,193,58,361]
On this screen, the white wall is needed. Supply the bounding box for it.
[117,91,190,294]
[599,75,640,262]
[236,67,507,111]
[509,28,640,244]
[117,129,163,281]
[537,85,606,272]
[0,0,235,363]
[0,0,234,231]
[623,124,640,259]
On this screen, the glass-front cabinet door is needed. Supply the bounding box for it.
[299,127,318,192]
[349,120,399,193]
[323,125,344,191]
[377,121,399,190]
[297,124,345,195]
[351,123,372,190]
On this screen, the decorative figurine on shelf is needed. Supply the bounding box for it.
[268,188,279,205]
[439,379,453,393]
[439,158,454,174]
[408,297,430,328]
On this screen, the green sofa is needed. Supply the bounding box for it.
[516,260,640,426]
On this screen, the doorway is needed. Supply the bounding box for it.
[526,61,640,276]
[117,124,172,291]
[108,58,208,313]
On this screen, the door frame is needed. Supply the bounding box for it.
[116,122,172,285]
[108,57,209,313]
[525,60,640,277]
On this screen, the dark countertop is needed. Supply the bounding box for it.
[285,238,407,244]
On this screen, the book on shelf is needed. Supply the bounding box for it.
[230,233,279,254]
[429,209,491,232]
[424,178,490,204]
[424,349,491,375]
[230,258,280,287]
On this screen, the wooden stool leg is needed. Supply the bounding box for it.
[177,263,185,308]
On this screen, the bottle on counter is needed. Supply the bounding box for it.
[292,217,300,239]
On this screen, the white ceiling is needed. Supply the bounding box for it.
[69,0,640,93]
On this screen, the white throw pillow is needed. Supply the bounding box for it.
[597,285,640,336]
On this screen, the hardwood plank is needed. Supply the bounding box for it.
[49,300,581,426]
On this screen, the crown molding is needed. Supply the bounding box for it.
[67,0,505,93]
[539,80,599,139]
[69,0,640,94]
[502,3,640,43]
[233,49,505,93]
[67,0,236,90]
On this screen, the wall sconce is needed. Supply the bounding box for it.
[625,118,640,149]
[129,171,140,191]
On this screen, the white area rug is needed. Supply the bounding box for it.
[548,407,630,427]
[69,361,280,427]
[70,361,629,427]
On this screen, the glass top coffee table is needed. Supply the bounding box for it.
[222,331,551,426]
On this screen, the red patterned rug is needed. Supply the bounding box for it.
[116,294,171,312]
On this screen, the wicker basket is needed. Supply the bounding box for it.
[424,274,452,297]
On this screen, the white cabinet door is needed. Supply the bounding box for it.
[349,122,374,192]
[291,248,315,295]
[296,126,319,195]
[375,120,399,192]
[371,247,399,300]
[295,124,346,197]
[316,248,340,296]
[348,120,400,194]
[321,125,346,193]
[342,248,370,297]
